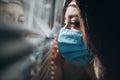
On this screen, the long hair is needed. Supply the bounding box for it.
[75,0,106,80]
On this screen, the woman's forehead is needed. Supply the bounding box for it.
[65,7,78,15]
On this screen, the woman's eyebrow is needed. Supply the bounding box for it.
[68,4,77,8]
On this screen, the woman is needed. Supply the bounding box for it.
[51,0,94,80]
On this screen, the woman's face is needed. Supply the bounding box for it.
[65,6,80,27]
[5,3,25,23]
[0,3,25,23]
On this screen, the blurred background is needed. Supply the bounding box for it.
[0,0,64,80]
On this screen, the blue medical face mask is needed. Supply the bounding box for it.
[58,27,93,66]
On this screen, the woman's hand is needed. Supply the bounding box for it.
[51,34,64,64]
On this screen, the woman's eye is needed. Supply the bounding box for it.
[68,15,78,18]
